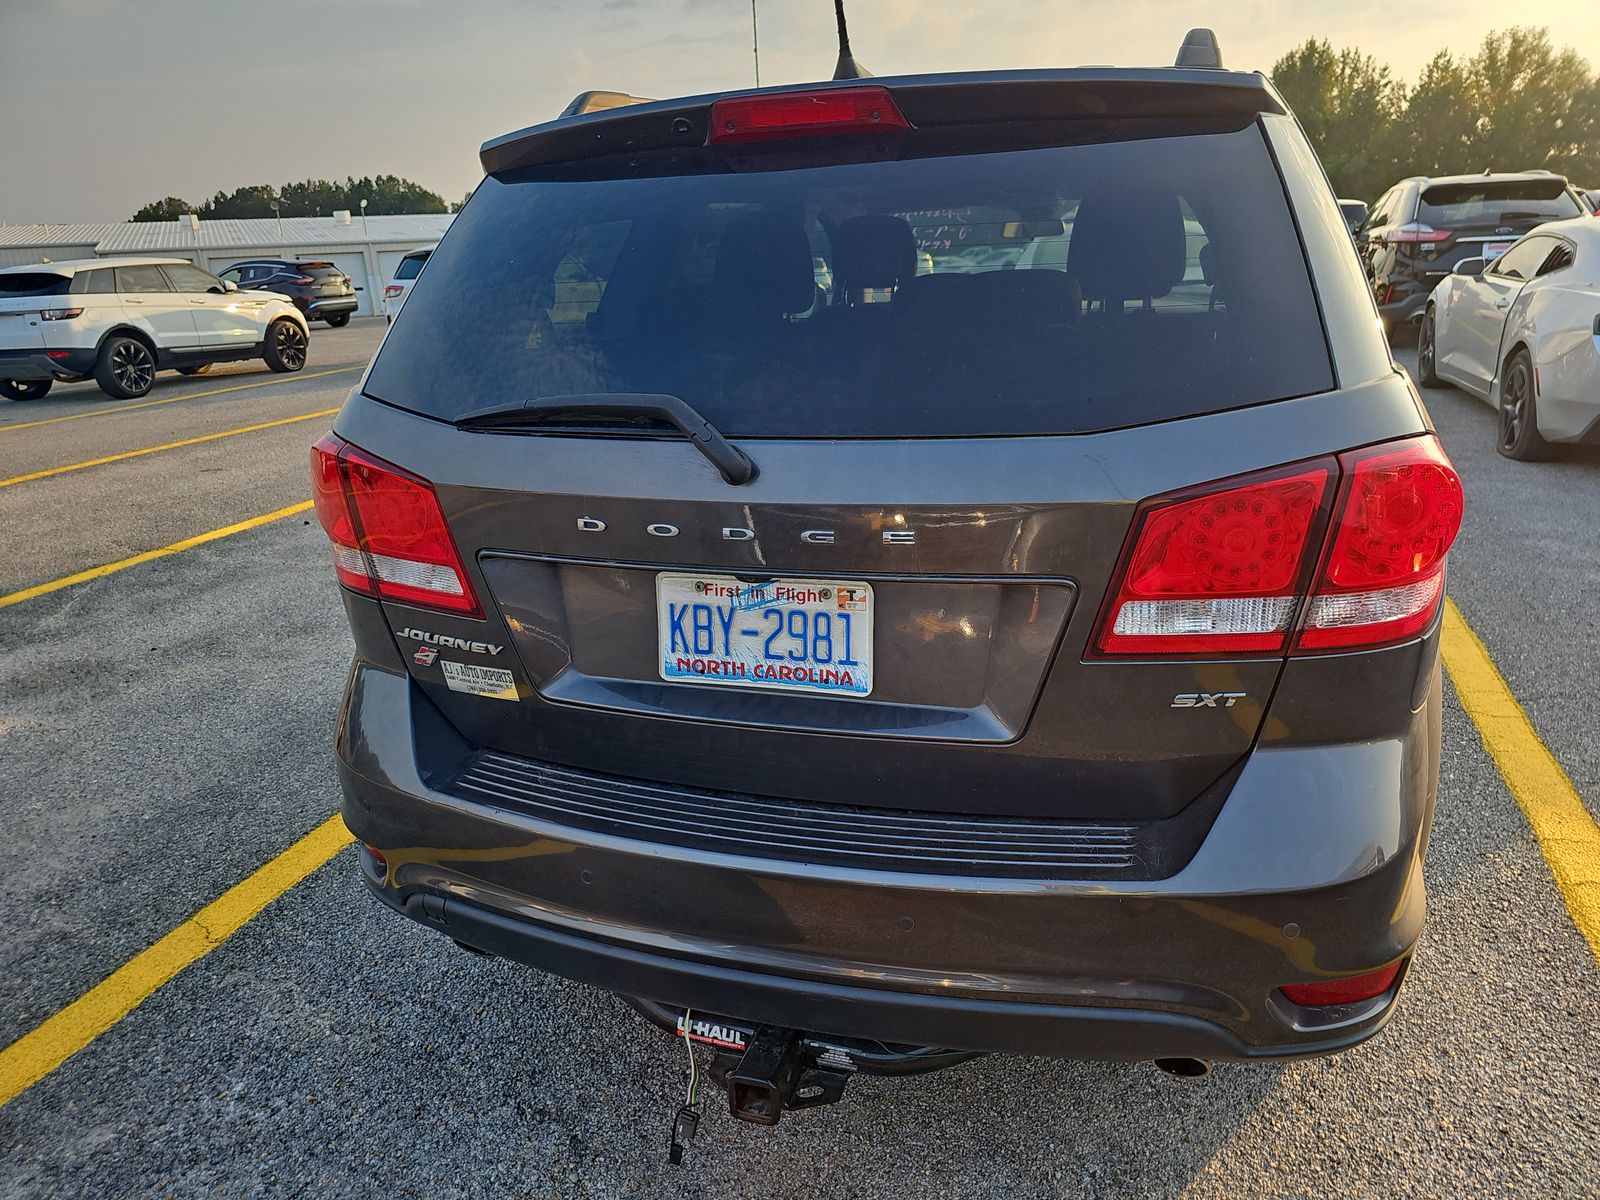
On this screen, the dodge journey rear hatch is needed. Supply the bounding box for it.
[323,59,1458,1115]
[339,76,1358,828]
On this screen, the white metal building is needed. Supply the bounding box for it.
[0,213,453,316]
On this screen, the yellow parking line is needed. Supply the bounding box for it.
[1442,598,1600,963]
[0,367,357,434]
[0,815,352,1110]
[0,408,338,489]
[0,501,313,610]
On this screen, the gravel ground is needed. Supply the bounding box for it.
[0,328,1596,1197]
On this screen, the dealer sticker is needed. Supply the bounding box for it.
[440,661,518,701]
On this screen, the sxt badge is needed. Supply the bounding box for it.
[1171,692,1246,708]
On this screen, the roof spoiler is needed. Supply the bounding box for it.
[560,90,656,118]
[484,70,1283,175]
[1174,28,1224,70]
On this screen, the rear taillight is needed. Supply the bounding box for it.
[310,433,480,616]
[383,285,404,299]
[1094,465,1332,656]
[40,307,83,320]
[708,86,909,145]
[1280,962,1403,1007]
[1093,436,1462,658]
[1296,438,1462,652]
[1387,222,1441,244]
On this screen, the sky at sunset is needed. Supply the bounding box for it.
[3,0,1598,224]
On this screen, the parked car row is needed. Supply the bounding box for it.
[0,258,309,401]
[1344,170,1599,461]
[0,246,439,402]
[1356,171,1591,335]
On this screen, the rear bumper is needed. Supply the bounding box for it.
[371,876,1403,1062]
[0,347,94,380]
[307,298,358,317]
[336,646,1439,1063]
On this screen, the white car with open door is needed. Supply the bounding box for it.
[0,257,309,402]
[1419,219,1600,460]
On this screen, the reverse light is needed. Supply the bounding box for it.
[310,433,481,616]
[40,307,83,320]
[1094,436,1463,658]
[708,86,908,145]
[1280,962,1403,1007]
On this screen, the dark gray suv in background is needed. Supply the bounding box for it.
[315,35,1463,1126]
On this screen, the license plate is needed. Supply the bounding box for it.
[1484,241,1512,260]
[657,573,873,697]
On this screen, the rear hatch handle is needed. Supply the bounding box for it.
[453,393,756,485]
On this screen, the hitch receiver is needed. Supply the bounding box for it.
[716,1024,851,1126]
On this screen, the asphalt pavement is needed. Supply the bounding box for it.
[0,323,1597,1197]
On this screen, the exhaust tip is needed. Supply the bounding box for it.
[1153,1057,1211,1079]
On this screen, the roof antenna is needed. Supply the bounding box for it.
[832,0,871,80]
[1173,28,1225,70]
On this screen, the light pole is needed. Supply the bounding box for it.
[359,197,369,237]
[270,200,283,243]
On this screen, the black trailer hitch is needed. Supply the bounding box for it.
[626,997,979,1138]
[709,1024,853,1125]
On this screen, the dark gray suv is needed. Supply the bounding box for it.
[316,44,1463,1124]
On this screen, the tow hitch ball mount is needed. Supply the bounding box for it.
[711,1025,852,1126]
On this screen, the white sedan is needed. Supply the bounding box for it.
[1419,218,1600,460]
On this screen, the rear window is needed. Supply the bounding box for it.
[394,252,430,280]
[1418,179,1581,226]
[366,120,1334,437]
[302,265,345,278]
[0,272,71,297]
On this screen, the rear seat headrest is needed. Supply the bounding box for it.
[1067,185,1186,303]
[712,210,817,317]
[832,214,918,292]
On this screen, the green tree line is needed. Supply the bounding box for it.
[130,175,451,222]
[1271,26,1600,201]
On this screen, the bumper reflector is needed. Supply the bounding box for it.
[1280,961,1403,1007]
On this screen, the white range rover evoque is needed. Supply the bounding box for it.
[0,257,310,402]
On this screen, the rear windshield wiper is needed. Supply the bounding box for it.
[453,392,756,485]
